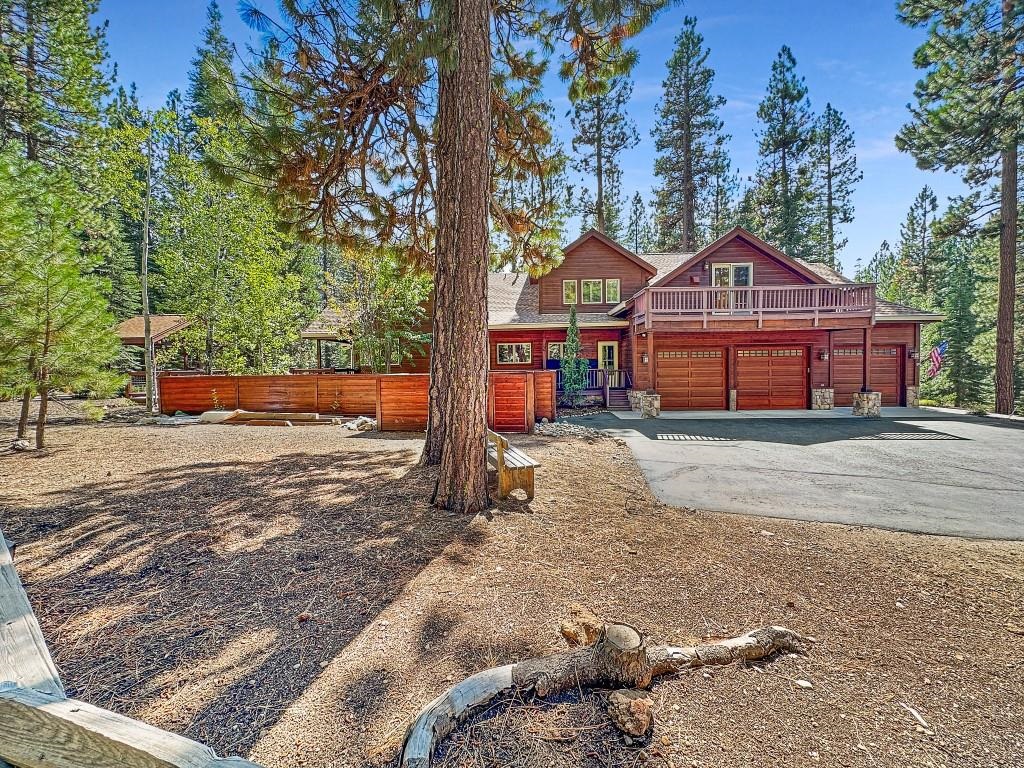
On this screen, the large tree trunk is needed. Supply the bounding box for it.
[421,0,491,514]
[400,607,812,768]
[16,387,31,440]
[995,142,1017,414]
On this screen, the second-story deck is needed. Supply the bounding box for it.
[631,283,876,329]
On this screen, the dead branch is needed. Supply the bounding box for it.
[400,612,813,767]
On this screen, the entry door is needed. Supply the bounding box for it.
[712,263,752,310]
[597,341,619,387]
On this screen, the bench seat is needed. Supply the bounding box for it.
[486,430,539,500]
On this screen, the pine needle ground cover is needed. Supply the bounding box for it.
[1,416,1021,767]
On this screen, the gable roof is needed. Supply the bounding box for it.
[301,307,356,340]
[115,314,191,346]
[560,228,658,276]
[651,226,829,287]
[488,272,628,328]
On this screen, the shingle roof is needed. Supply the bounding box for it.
[115,314,191,345]
[301,307,357,339]
[875,299,944,321]
[488,273,627,327]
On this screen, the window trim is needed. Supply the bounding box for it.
[581,278,603,304]
[562,279,578,305]
[547,342,566,360]
[604,278,621,304]
[711,262,754,287]
[495,342,532,366]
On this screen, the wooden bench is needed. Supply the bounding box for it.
[486,429,540,500]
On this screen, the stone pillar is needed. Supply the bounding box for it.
[852,391,881,417]
[905,385,919,408]
[811,387,834,410]
[728,389,738,411]
[640,392,661,418]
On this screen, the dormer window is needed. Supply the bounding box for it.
[562,279,577,305]
[605,279,620,304]
[581,279,603,304]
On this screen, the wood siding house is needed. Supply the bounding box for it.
[486,227,942,410]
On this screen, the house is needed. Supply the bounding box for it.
[486,226,942,411]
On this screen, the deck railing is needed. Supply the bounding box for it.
[633,283,875,328]
[555,368,630,391]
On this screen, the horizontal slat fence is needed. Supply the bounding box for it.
[159,371,556,433]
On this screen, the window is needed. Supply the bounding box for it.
[562,279,577,305]
[547,342,566,360]
[605,279,620,304]
[389,344,401,365]
[581,279,603,304]
[496,342,532,365]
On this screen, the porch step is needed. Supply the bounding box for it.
[606,389,630,410]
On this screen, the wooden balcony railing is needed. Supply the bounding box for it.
[555,368,630,391]
[632,283,875,328]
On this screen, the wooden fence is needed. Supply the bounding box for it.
[159,371,556,433]
[0,531,266,768]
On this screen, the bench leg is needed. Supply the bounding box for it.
[525,468,535,500]
[497,466,511,499]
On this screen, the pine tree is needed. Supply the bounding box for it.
[862,240,918,306]
[188,1,234,120]
[896,186,940,300]
[925,237,987,407]
[625,192,654,253]
[809,103,861,268]
[651,16,729,251]
[897,0,1023,414]
[0,149,121,448]
[708,149,739,241]
[750,46,815,257]
[559,305,589,407]
[570,75,638,235]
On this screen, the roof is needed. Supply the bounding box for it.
[115,314,191,345]
[874,299,945,322]
[301,307,357,340]
[487,273,628,328]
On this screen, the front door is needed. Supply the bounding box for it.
[712,263,753,310]
[597,340,619,385]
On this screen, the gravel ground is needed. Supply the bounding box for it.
[1,416,1022,768]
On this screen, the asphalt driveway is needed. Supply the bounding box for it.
[570,411,1024,540]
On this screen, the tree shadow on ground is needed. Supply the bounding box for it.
[2,442,480,758]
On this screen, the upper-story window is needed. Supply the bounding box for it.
[581,279,603,304]
[605,279,620,303]
[562,279,577,305]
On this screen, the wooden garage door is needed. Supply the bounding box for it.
[834,347,903,406]
[736,347,807,409]
[655,347,726,409]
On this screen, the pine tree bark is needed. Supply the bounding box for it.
[995,142,1017,414]
[141,133,155,414]
[34,386,47,449]
[421,0,491,513]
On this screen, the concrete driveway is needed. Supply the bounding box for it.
[570,411,1024,540]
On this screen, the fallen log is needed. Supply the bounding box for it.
[400,611,813,768]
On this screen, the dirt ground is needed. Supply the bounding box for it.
[1,410,1022,768]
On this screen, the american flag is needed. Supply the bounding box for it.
[927,341,949,378]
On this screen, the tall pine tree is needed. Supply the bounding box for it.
[625,192,654,253]
[897,0,1023,414]
[897,186,940,299]
[809,103,861,268]
[749,46,815,258]
[570,75,638,236]
[651,16,729,251]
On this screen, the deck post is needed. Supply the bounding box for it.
[645,332,655,392]
[316,338,323,369]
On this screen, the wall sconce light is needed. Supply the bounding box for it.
[819,350,830,361]
[641,353,649,364]
[909,349,920,360]
[702,260,709,271]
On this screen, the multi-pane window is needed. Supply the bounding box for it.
[562,279,577,305]
[605,279,620,303]
[496,343,532,365]
[547,342,566,360]
[581,279,603,304]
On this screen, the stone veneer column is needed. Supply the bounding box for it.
[905,386,919,408]
[852,391,882,417]
[811,387,834,410]
[640,393,661,418]
[728,389,738,411]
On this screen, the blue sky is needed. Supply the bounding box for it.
[96,0,965,275]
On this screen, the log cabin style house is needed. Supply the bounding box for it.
[485,226,941,411]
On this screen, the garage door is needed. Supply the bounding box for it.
[834,346,903,406]
[655,347,726,409]
[736,347,807,409]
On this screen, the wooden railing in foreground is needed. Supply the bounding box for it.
[0,531,265,768]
